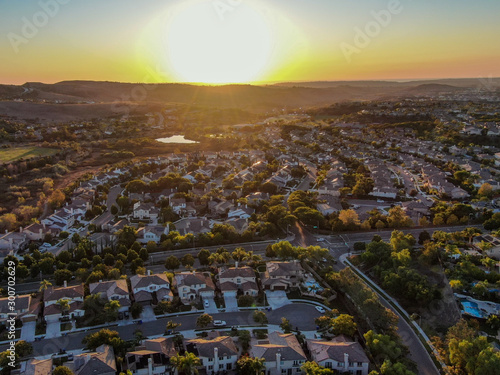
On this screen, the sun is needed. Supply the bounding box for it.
[163,1,273,84]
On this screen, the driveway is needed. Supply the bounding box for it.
[45,320,61,339]
[20,321,36,342]
[140,306,157,322]
[223,294,239,312]
[265,290,291,310]
[203,297,218,314]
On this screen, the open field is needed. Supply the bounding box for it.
[0,146,59,163]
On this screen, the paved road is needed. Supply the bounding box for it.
[17,304,321,357]
[92,185,122,227]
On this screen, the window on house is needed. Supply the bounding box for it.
[325,362,332,369]
[357,362,363,367]
[219,364,224,369]
[208,358,213,362]
[219,356,223,360]
[208,365,213,370]
[226,363,232,370]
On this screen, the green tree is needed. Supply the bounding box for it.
[197,249,211,266]
[238,294,254,307]
[82,328,126,352]
[236,356,266,375]
[196,313,213,328]
[53,366,74,375]
[170,352,201,375]
[39,279,52,293]
[280,317,292,333]
[166,320,181,333]
[253,310,268,325]
[301,361,334,375]
[15,340,33,357]
[54,269,73,286]
[104,300,121,322]
[130,303,143,319]
[331,314,357,337]
[165,255,180,271]
[181,254,195,268]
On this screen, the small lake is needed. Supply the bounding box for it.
[156,135,199,144]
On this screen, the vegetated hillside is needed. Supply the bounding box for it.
[0,78,497,123]
[405,83,464,94]
[0,101,159,122]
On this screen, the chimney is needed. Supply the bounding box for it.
[214,347,219,371]
[235,261,239,269]
[148,357,153,375]
[19,226,23,233]
[63,280,67,288]
[344,353,349,370]
[148,270,151,276]
[276,352,281,372]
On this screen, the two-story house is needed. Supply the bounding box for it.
[43,282,85,322]
[137,225,170,244]
[174,272,215,304]
[125,337,176,375]
[133,202,160,223]
[261,261,305,291]
[0,294,39,325]
[89,279,131,312]
[130,272,173,306]
[185,334,238,373]
[250,331,307,375]
[307,335,370,375]
[66,344,116,375]
[218,266,259,297]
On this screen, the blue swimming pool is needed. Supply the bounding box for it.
[461,301,487,318]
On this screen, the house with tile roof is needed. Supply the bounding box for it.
[185,334,238,373]
[43,282,85,322]
[89,279,131,312]
[218,266,259,297]
[67,344,116,375]
[174,271,215,304]
[0,294,40,324]
[307,335,370,375]
[261,261,305,291]
[125,337,176,375]
[130,272,173,306]
[15,358,53,375]
[250,331,307,375]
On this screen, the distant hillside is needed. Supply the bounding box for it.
[0,78,497,123]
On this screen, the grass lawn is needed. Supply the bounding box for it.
[0,146,59,163]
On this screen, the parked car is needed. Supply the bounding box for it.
[213,320,226,327]
[315,306,326,313]
[204,300,210,308]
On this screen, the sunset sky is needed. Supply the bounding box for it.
[1,0,499,85]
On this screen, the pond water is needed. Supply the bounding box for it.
[156,135,198,144]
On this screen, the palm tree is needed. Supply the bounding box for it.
[170,352,201,375]
[231,247,249,263]
[39,279,52,293]
[462,227,480,245]
[166,320,181,334]
[56,299,70,315]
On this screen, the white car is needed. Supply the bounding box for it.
[204,300,210,308]
[213,320,226,327]
[315,306,326,313]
